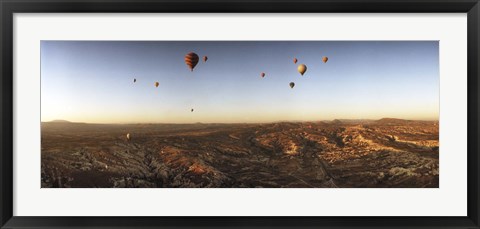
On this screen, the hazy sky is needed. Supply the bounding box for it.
[41,41,439,123]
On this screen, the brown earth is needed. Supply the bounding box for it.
[41,118,439,188]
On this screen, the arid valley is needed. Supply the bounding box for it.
[41,118,439,188]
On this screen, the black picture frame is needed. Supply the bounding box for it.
[1,0,479,228]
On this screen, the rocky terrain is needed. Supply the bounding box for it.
[41,118,439,188]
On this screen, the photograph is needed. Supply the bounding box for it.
[40,41,439,188]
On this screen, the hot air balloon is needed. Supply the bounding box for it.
[322,56,329,63]
[126,133,131,141]
[191,108,194,112]
[298,64,307,76]
[289,82,295,88]
[261,72,265,78]
[293,58,298,64]
[203,56,208,62]
[133,78,136,83]
[154,82,159,88]
[185,52,199,71]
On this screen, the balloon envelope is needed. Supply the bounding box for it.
[261,72,265,78]
[289,82,295,88]
[185,52,199,71]
[297,64,307,76]
[293,58,298,64]
[322,56,329,63]
[133,78,136,83]
[154,82,159,87]
[203,56,208,62]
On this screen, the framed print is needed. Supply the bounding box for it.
[1,0,479,228]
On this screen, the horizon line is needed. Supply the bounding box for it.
[41,117,440,125]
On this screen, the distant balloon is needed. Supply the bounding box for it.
[133,78,136,83]
[293,58,298,64]
[261,72,265,78]
[191,108,194,112]
[185,52,199,71]
[126,133,131,141]
[154,82,159,88]
[289,82,295,88]
[322,56,329,63]
[203,56,208,62]
[297,64,307,76]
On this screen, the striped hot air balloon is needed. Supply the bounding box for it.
[185,52,199,71]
